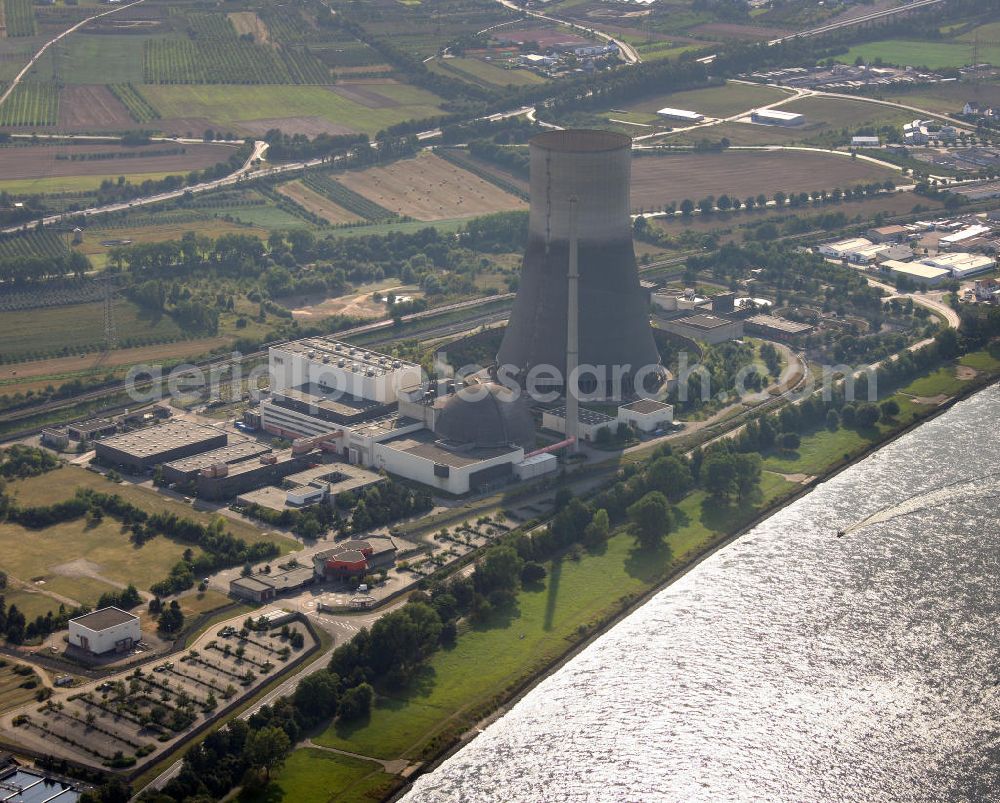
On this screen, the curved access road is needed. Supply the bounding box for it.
[491,0,640,64]
[0,0,146,110]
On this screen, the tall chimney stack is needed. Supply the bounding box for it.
[497,129,659,398]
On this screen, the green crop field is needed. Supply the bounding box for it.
[0,171,182,196]
[109,83,161,122]
[873,80,1000,116]
[429,56,546,88]
[835,39,999,70]
[0,229,68,260]
[34,34,148,85]
[3,0,36,37]
[0,298,189,360]
[0,82,59,127]
[139,83,445,135]
[242,749,396,803]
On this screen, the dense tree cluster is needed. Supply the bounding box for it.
[0,445,61,479]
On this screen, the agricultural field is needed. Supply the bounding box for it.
[428,56,546,88]
[0,82,59,127]
[630,151,898,210]
[139,81,446,137]
[143,36,329,85]
[73,218,267,265]
[835,39,998,71]
[227,11,271,44]
[276,180,364,225]
[0,171,183,196]
[0,141,236,182]
[107,83,160,124]
[3,0,36,37]
[31,34,148,85]
[59,85,136,130]
[336,151,526,221]
[301,172,396,222]
[0,228,68,261]
[0,298,188,361]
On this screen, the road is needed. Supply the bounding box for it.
[491,0,640,64]
[767,0,945,45]
[0,0,146,110]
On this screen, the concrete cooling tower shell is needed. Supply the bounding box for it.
[497,130,659,392]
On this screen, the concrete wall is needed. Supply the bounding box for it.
[69,618,140,655]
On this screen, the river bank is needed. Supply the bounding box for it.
[252,348,1000,803]
[402,373,1000,802]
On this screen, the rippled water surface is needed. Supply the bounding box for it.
[405,386,1000,803]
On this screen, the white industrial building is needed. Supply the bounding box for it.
[750,108,804,126]
[656,107,704,122]
[819,237,895,263]
[543,405,618,442]
[68,607,140,655]
[268,338,422,403]
[652,288,709,312]
[851,136,880,147]
[881,260,951,287]
[939,225,992,249]
[920,252,995,278]
[617,399,674,433]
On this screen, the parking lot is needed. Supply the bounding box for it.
[3,613,316,771]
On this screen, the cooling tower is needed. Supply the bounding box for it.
[497,129,659,397]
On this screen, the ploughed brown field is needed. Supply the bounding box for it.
[628,151,899,210]
[338,151,526,221]
[58,85,134,130]
[0,141,239,180]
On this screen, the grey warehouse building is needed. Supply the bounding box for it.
[94,421,227,472]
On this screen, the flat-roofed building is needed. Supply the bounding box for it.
[656,107,704,122]
[372,430,523,495]
[542,405,618,442]
[194,449,316,501]
[236,463,385,512]
[617,398,674,433]
[230,566,316,603]
[750,108,804,126]
[744,314,813,342]
[657,313,743,345]
[269,337,422,403]
[313,537,398,580]
[68,607,140,655]
[920,252,995,278]
[939,224,991,249]
[161,440,272,486]
[881,260,951,287]
[94,421,227,472]
[867,224,910,243]
[818,237,875,260]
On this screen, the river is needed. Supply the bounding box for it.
[404,385,1000,802]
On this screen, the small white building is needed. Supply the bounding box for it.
[68,607,140,655]
[750,108,804,126]
[514,452,558,480]
[939,225,992,249]
[818,237,879,261]
[851,136,880,147]
[617,399,673,433]
[656,107,705,122]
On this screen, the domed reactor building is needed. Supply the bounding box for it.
[497,129,662,399]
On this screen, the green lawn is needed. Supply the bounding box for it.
[960,350,1000,373]
[624,81,791,120]
[313,474,796,761]
[873,80,1000,117]
[903,365,967,397]
[140,83,446,136]
[835,39,1000,70]
[241,749,397,803]
[9,466,297,552]
[0,661,43,714]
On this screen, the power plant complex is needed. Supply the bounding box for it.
[92,130,672,500]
